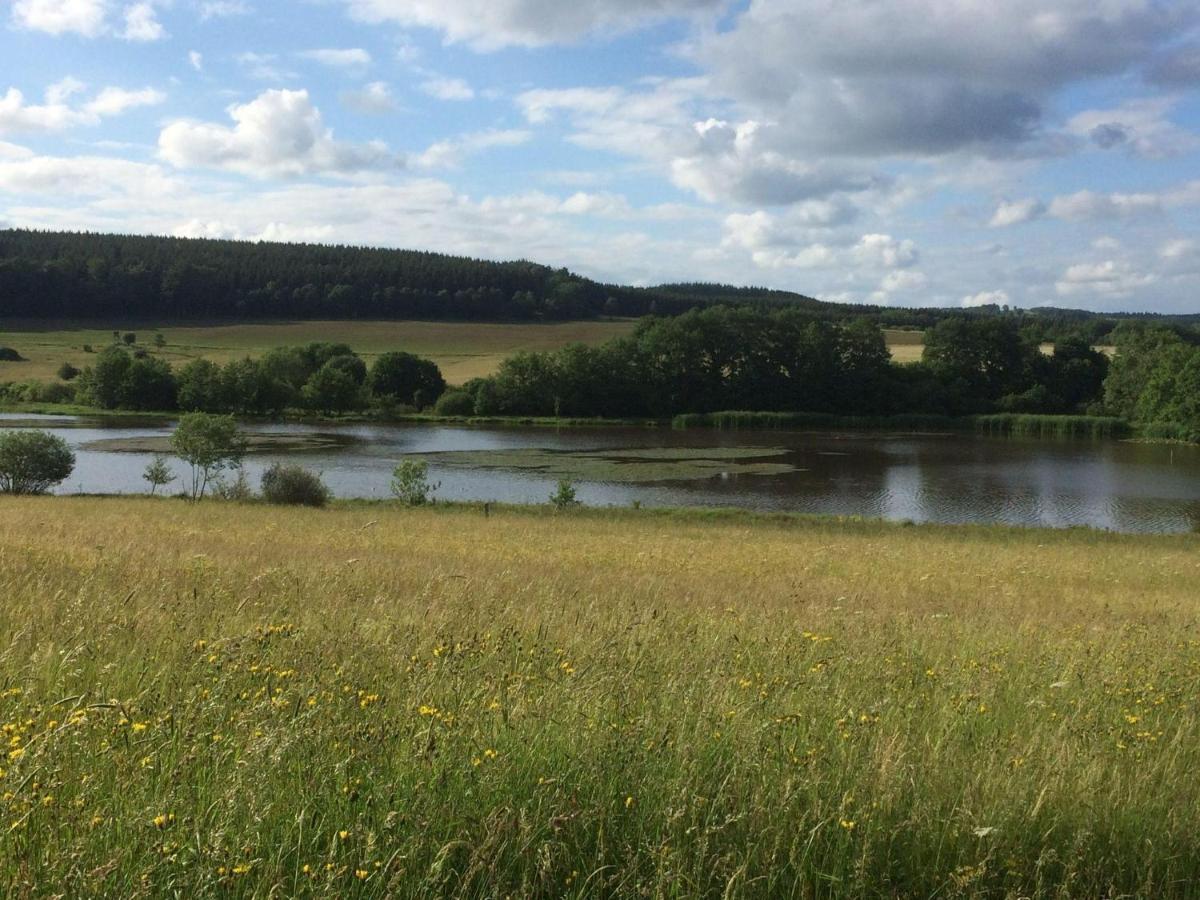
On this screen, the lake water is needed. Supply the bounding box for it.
[3,413,1200,534]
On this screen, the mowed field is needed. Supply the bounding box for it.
[0,320,930,384]
[2,497,1199,897]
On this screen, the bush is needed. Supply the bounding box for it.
[57,362,80,381]
[0,347,25,362]
[391,458,439,506]
[549,478,579,510]
[434,390,475,417]
[211,470,254,502]
[261,463,331,507]
[122,333,137,346]
[82,344,94,353]
[0,430,75,494]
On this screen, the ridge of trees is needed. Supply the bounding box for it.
[3,229,1198,340]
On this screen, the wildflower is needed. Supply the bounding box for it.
[355,869,369,880]
[625,795,634,809]
[131,722,148,733]
[152,813,174,829]
[338,830,349,840]
[839,819,856,831]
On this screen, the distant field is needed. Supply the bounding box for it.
[1,321,931,384]
[0,320,639,386]
[1,497,1198,896]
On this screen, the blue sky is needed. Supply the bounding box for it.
[1,0,1198,312]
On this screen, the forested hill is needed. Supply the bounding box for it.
[0,229,1195,335]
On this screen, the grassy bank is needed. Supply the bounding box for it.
[674,410,1133,439]
[1,497,1199,896]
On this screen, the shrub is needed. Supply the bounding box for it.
[0,347,25,362]
[169,412,247,500]
[261,463,330,507]
[549,478,579,510]
[143,456,175,495]
[82,344,94,353]
[434,390,475,417]
[0,430,75,494]
[57,362,80,381]
[122,333,137,346]
[391,458,439,506]
[211,470,254,502]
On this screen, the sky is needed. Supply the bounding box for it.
[1,0,1199,312]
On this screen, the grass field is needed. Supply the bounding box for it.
[0,321,931,385]
[2,497,1199,897]
[0,320,640,387]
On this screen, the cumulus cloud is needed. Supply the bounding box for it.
[157,89,400,177]
[412,128,531,169]
[854,233,918,269]
[1047,189,1163,221]
[419,77,475,102]
[121,2,165,40]
[1055,259,1157,298]
[340,0,726,50]
[188,50,203,71]
[692,0,1194,160]
[989,198,1046,227]
[12,0,110,36]
[961,290,1010,308]
[0,81,165,135]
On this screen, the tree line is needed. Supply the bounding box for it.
[5,229,1198,340]
[70,342,446,415]
[443,308,1113,420]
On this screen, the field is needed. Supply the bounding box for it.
[2,497,1199,897]
[0,320,639,387]
[0,321,930,385]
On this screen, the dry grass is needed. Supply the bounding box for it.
[2,498,1199,896]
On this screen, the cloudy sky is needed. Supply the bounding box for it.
[2,0,1199,311]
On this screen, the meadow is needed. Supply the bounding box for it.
[2,497,1199,897]
[0,321,929,385]
[0,320,639,387]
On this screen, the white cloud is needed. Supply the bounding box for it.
[236,52,298,83]
[301,48,372,69]
[0,82,164,135]
[340,81,396,114]
[83,86,166,117]
[340,0,726,50]
[855,233,918,269]
[121,2,165,40]
[419,76,475,102]
[1055,259,1157,298]
[1065,97,1199,159]
[1047,189,1163,221]
[1161,238,1196,260]
[413,128,531,169]
[188,50,203,71]
[12,0,110,36]
[157,88,400,177]
[989,198,1045,227]
[961,290,1010,308]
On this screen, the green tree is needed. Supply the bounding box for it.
[169,413,247,500]
[367,352,446,408]
[176,359,226,412]
[0,430,75,494]
[81,345,132,409]
[302,361,364,414]
[143,455,175,495]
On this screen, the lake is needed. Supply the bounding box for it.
[3,413,1200,534]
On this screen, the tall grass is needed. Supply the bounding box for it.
[675,410,1132,439]
[1,498,1199,896]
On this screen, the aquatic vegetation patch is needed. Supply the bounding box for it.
[422,446,797,482]
[83,432,359,454]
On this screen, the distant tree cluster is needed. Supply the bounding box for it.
[71,342,446,415]
[449,308,1112,419]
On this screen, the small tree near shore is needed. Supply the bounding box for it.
[169,413,247,500]
[391,459,439,506]
[143,455,175,495]
[0,430,75,495]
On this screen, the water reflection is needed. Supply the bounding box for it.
[2,413,1199,534]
